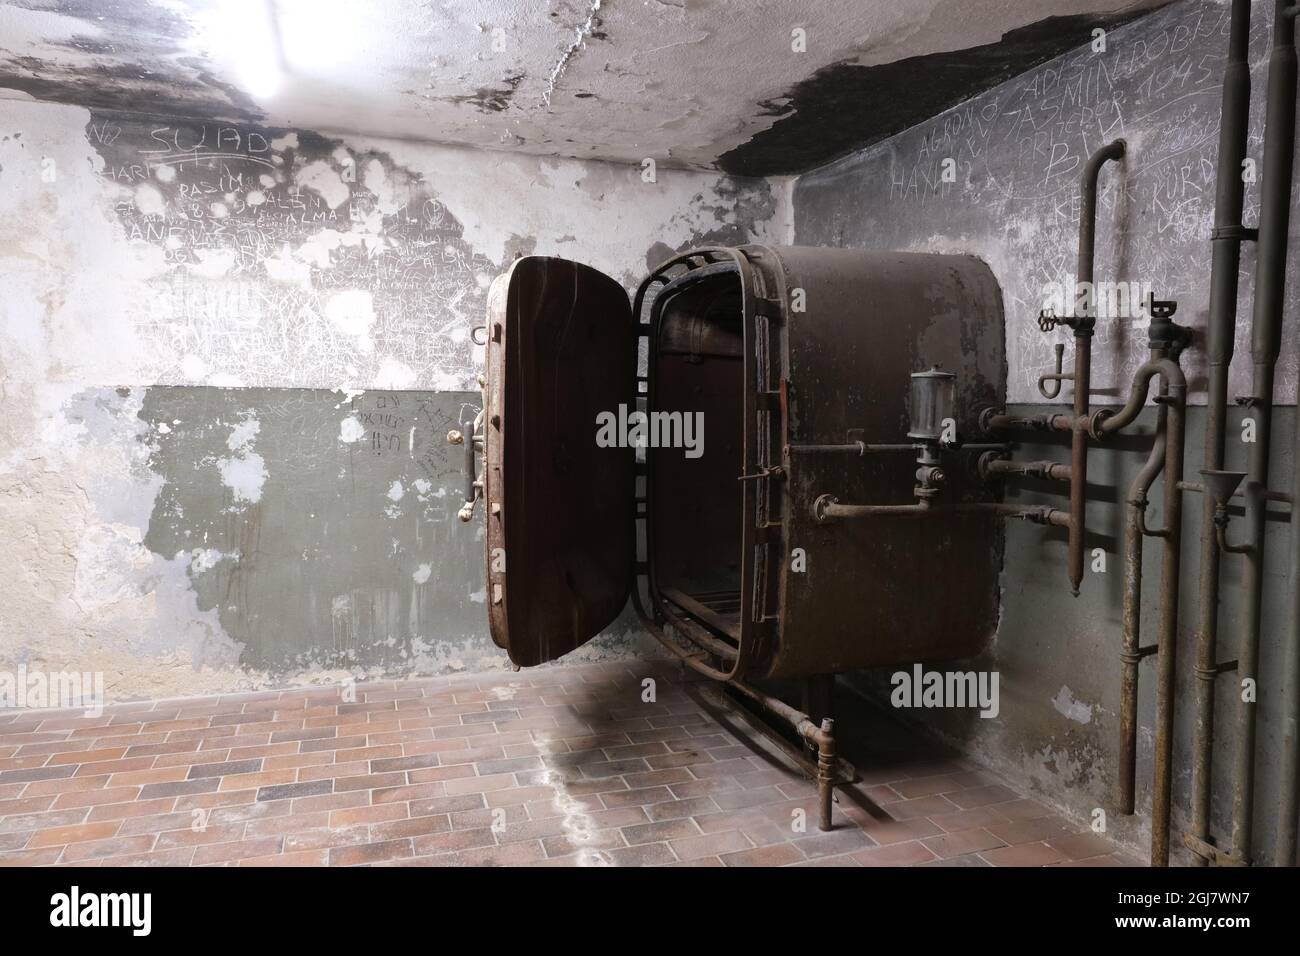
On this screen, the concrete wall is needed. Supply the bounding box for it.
[794,0,1299,864]
[0,96,787,700]
[796,0,1298,407]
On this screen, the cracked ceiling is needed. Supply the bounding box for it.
[0,0,1166,174]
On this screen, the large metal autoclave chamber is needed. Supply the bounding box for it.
[462,245,1006,679]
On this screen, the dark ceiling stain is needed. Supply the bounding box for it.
[445,71,526,113]
[718,7,1165,177]
[0,0,264,123]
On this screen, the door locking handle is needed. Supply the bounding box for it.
[447,408,485,522]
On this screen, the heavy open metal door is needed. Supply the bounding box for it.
[481,256,637,667]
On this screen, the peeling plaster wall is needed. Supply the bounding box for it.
[0,96,784,700]
[794,0,1300,864]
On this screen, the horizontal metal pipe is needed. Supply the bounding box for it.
[813,497,1069,527]
[719,679,838,831]
[786,442,916,455]
[642,619,840,832]
[1179,481,1293,505]
[984,458,1073,482]
[983,411,1074,432]
[787,441,1010,457]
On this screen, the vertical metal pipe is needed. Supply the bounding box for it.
[1272,3,1300,868]
[1151,384,1187,867]
[1069,339,1092,596]
[1069,140,1127,595]
[1100,356,1188,864]
[1232,0,1296,864]
[1279,380,1300,865]
[816,718,836,832]
[1191,0,1252,867]
[1119,393,1168,815]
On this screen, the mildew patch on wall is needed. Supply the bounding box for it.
[139,387,656,676]
[0,385,251,702]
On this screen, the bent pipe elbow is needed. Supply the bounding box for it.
[1082,139,1128,186]
[1098,359,1188,436]
[1077,140,1127,325]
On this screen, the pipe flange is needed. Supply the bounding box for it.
[812,494,838,524]
[976,451,1003,482]
[1088,408,1114,440]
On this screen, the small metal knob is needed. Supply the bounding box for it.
[447,429,464,446]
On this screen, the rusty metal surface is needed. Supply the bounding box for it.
[482,256,636,667]
[631,246,1007,681]
[475,246,1008,823]
[769,247,1006,679]
[481,245,1006,683]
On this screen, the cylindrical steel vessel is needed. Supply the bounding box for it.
[642,246,1007,680]
[471,246,1006,682]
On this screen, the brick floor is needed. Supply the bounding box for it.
[0,662,1140,867]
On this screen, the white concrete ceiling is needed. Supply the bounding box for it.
[0,0,1166,172]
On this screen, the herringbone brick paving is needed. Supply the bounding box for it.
[0,661,1137,867]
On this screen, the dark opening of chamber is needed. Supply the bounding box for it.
[649,264,744,641]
